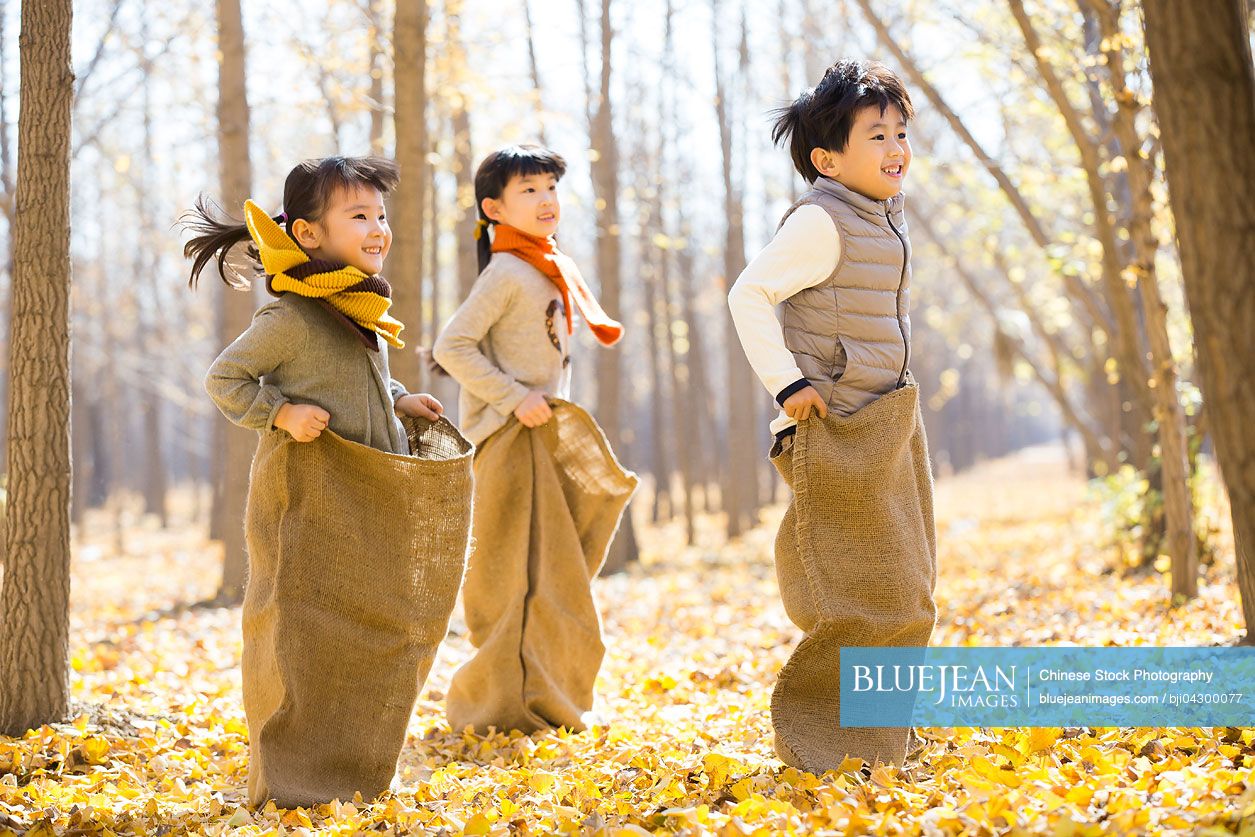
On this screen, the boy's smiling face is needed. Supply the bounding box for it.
[811,103,911,201]
[482,171,561,238]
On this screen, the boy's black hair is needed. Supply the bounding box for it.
[473,144,567,273]
[182,155,400,288]
[772,59,914,184]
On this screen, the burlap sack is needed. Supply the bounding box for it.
[769,379,937,772]
[242,416,473,809]
[446,400,637,734]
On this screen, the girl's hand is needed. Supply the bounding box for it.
[782,385,828,422]
[274,403,331,442]
[514,391,553,428]
[396,393,444,421]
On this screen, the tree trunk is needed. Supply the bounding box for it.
[391,0,428,391]
[676,224,715,516]
[451,112,475,301]
[1142,0,1255,628]
[0,0,74,735]
[70,373,90,530]
[657,0,693,542]
[424,129,440,345]
[1087,0,1197,597]
[0,0,15,464]
[139,22,168,528]
[72,253,106,524]
[208,420,225,540]
[660,247,693,540]
[590,0,622,451]
[142,397,169,527]
[85,397,110,508]
[1007,0,1158,473]
[713,0,757,539]
[368,0,387,156]
[446,3,478,302]
[214,0,255,604]
[800,0,825,86]
[101,282,127,555]
[423,124,461,417]
[588,0,637,574]
[523,0,547,146]
[642,218,669,523]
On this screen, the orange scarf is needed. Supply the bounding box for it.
[490,224,624,346]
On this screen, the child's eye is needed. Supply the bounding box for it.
[873,134,885,141]
[353,213,367,220]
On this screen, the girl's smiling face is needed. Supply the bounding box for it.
[292,184,392,275]
[481,171,561,238]
[812,103,912,201]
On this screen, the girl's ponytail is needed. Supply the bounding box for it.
[474,215,493,274]
[181,195,272,289]
[183,156,398,290]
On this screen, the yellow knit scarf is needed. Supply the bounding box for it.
[243,200,405,349]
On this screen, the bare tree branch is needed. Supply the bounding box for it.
[0,0,14,216]
[75,0,127,97]
[71,36,179,161]
[523,0,547,146]
[852,0,1115,336]
[1007,0,1152,403]
[911,201,1118,466]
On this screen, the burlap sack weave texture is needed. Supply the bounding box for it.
[447,400,638,734]
[770,380,937,773]
[242,416,473,809]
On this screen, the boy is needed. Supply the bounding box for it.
[727,60,937,774]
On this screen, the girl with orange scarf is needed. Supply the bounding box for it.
[434,145,637,735]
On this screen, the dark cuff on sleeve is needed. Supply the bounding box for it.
[775,378,811,407]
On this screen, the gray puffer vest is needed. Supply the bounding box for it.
[779,177,912,417]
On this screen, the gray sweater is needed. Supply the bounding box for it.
[432,253,572,446]
[205,293,411,454]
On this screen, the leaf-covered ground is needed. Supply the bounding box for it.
[1,445,1251,835]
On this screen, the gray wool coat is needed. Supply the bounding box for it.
[205,293,412,454]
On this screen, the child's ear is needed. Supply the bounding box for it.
[810,147,839,178]
[290,218,321,249]
[481,196,504,223]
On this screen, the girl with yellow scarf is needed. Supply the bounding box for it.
[183,156,473,809]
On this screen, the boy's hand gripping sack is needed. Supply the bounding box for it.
[770,378,937,772]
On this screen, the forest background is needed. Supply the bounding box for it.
[0,0,1253,833]
[31,0,1247,583]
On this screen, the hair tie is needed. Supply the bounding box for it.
[473,217,491,241]
[276,211,287,225]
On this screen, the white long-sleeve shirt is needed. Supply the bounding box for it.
[727,204,841,435]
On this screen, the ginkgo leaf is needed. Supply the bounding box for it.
[0,444,1241,835]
